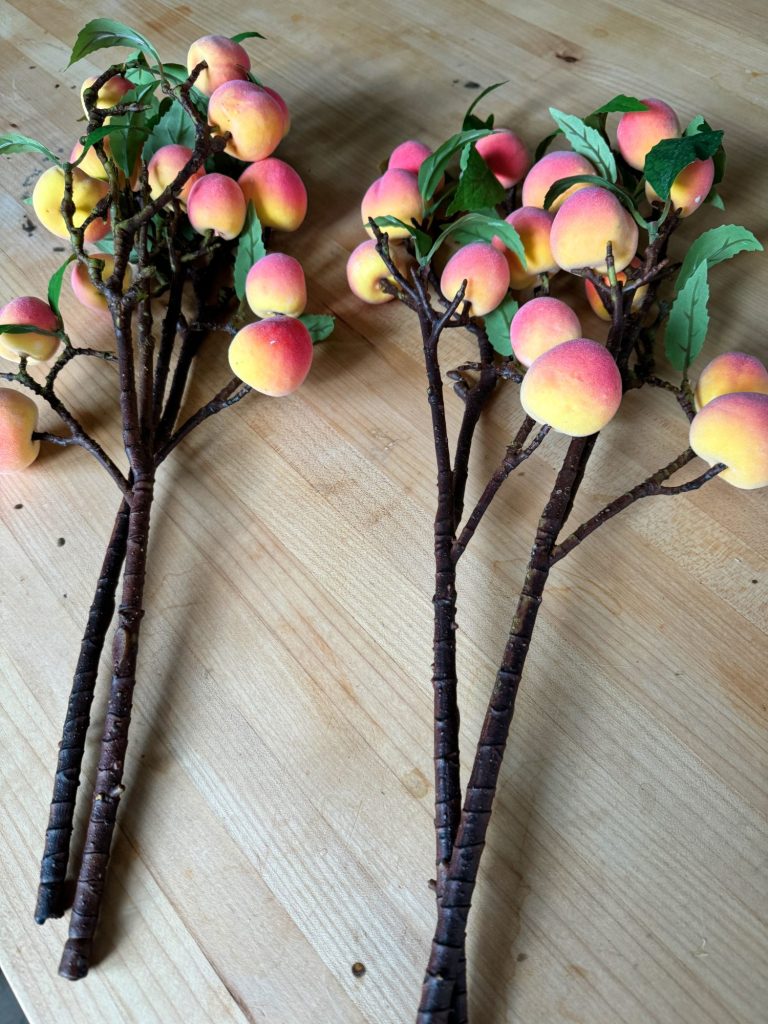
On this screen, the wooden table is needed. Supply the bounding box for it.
[0,1,766,1021]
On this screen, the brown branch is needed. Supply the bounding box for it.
[155,377,250,465]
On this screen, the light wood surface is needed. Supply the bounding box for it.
[1,1,766,1021]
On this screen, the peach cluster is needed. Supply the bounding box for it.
[0,296,59,361]
[690,353,768,488]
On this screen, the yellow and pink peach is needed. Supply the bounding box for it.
[238,158,307,232]
[245,253,307,318]
[32,166,110,243]
[0,388,40,472]
[228,316,313,396]
[645,158,715,217]
[0,296,59,362]
[186,35,251,96]
[388,140,433,176]
[550,186,638,274]
[689,392,768,489]
[263,85,291,137]
[361,169,424,240]
[346,238,413,304]
[187,173,247,240]
[694,352,768,409]
[493,206,556,289]
[584,258,648,321]
[520,338,622,435]
[70,255,130,312]
[616,98,679,171]
[208,80,283,162]
[440,241,510,317]
[147,144,206,206]
[70,139,110,181]
[521,150,597,211]
[475,129,530,188]
[80,74,134,116]
[509,296,581,368]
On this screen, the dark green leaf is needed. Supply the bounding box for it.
[591,95,649,115]
[446,143,506,215]
[684,115,727,186]
[483,295,518,356]
[548,107,617,182]
[542,174,648,229]
[142,99,197,162]
[664,261,710,373]
[462,81,507,130]
[234,203,266,300]
[231,31,266,43]
[417,128,495,201]
[424,212,524,267]
[299,314,334,343]
[68,18,160,67]
[704,189,725,210]
[676,224,762,290]
[160,62,190,86]
[47,256,75,319]
[463,112,493,131]
[644,130,724,200]
[0,323,59,337]
[533,130,560,162]
[372,216,432,262]
[0,132,61,165]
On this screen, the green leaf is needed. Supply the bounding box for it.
[446,143,506,215]
[590,95,649,115]
[234,203,266,300]
[664,261,710,373]
[372,216,432,262]
[417,128,496,201]
[142,99,197,162]
[299,314,335,343]
[158,62,189,86]
[704,189,725,210]
[533,130,559,162]
[548,107,617,182]
[676,224,763,290]
[483,295,518,356]
[644,130,724,201]
[22,195,33,205]
[462,81,507,130]
[425,212,524,267]
[463,112,493,131]
[47,256,75,319]
[542,174,648,229]
[0,132,61,165]
[231,31,266,43]
[68,18,160,67]
[0,323,60,337]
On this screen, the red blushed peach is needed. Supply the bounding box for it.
[616,98,680,171]
[70,255,130,312]
[694,352,768,409]
[361,169,424,240]
[493,206,556,289]
[186,35,250,96]
[440,242,510,317]
[388,140,433,176]
[509,296,581,368]
[0,388,40,472]
[238,158,307,232]
[80,75,134,116]
[263,86,291,137]
[0,296,59,362]
[475,130,530,188]
[346,238,413,304]
[584,258,648,321]
[521,338,623,436]
[147,144,205,206]
[245,253,307,318]
[521,150,597,211]
[187,174,247,240]
[645,158,715,217]
[208,80,283,162]
[32,166,109,243]
[550,186,638,274]
[690,392,768,489]
[228,316,313,396]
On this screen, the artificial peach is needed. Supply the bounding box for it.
[263,85,291,137]
[509,296,581,368]
[147,144,206,206]
[208,80,283,162]
[584,258,648,321]
[346,238,413,304]
[440,241,510,317]
[238,158,307,232]
[187,173,247,240]
[70,255,130,312]
[32,166,109,243]
[361,169,424,240]
[0,296,59,362]
[228,316,313,396]
[520,338,622,436]
[521,150,597,211]
[186,35,250,96]
[616,98,679,171]
[388,139,433,176]
[245,253,307,318]
[550,186,638,274]
[70,139,110,181]
[493,206,556,288]
[475,129,530,188]
[689,392,768,489]
[80,74,134,116]
[694,352,768,409]
[645,158,715,218]
[0,388,40,472]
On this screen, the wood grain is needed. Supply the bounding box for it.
[0,1,766,1021]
